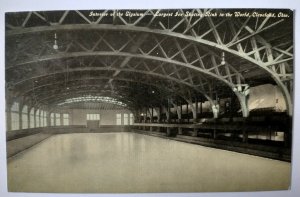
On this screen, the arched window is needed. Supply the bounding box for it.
[35,109,40,127]
[11,102,19,130]
[44,111,47,127]
[124,114,128,125]
[55,113,61,126]
[22,105,28,129]
[130,113,134,125]
[63,114,69,126]
[50,113,55,126]
[116,114,122,125]
[30,108,35,128]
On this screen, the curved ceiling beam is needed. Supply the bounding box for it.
[57,102,127,110]
[9,47,291,115]
[13,67,212,101]
[22,81,129,96]
[6,23,291,68]
[51,90,135,106]
[27,84,147,105]
[6,13,292,115]
[37,89,161,108]
[20,76,178,103]
[11,64,246,117]
[22,82,170,104]
[21,76,176,99]
[22,77,215,114]
[10,51,236,90]
[7,31,244,87]
[31,90,135,110]
[43,91,141,106]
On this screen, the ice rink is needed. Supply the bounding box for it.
[7,132,291,193]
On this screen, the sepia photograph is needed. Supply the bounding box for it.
[3,6,296,195]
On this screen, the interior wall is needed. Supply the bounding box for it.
[69,109,132,125]
[166,84,286,115]
[248,84,286,111]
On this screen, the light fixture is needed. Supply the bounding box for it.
[221,52,225,65]
[152,90,155,94]
[53,33,58,50]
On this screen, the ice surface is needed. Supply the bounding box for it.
[7,132,291,193]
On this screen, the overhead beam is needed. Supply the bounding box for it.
[8,51,242,91]
[13,68,213,103]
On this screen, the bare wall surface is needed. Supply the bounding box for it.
[69,109,131,125]
[248,84,286,111]
[7,133,53,158]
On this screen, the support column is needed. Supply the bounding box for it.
[192,128,197,137]
[195,97,198,120]
[166,127,171,136]
[213,119,217,139]
[151,107,154,123]
[186,103,189,123]
[186,99,197,123]
[154,107,160,123]
[212,104,220,119]
[284,117,292,147]
[158,106,161,123]
[178,127,183,135]
[242,119,248,143]
[172,101,182,123]
[180,101,183,123]
[144,108,147,123]
[200,97,203,117]
[167,99,171,123]
[138,109,142,123]
[238,93,249,118]
[234,85,250,118]
[230,94,233,121]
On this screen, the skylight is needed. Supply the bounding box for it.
[57,96,127,107]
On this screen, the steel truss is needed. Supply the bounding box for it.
[6,9,293,116]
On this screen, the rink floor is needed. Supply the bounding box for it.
[7,132,291,193]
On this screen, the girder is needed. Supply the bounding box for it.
[5,9,293,116]
[11,67,212,97]
[6,21,292,68]
[18,75,211,107]
[25,81,162,104]
[7,35,244,87]
[40,90,135,107]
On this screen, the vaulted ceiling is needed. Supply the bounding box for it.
[5,9,293,113]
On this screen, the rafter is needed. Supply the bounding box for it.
[7,51,242,91]
[5,9,294,116]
